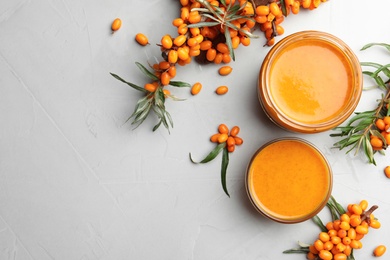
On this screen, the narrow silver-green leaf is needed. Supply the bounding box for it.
[189,143,226,164]
[135,62,159,81]
[221,147,230,197]
[169,81,191,87]
[110,73,147,93]
[361,42,390,52]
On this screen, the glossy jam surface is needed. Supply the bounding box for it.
[269,39,353,124]
[247,139,331,222]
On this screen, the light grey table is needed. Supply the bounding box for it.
[1,0,389,259]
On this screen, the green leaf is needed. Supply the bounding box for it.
[110,73,147,93]
[312,215,327,232]
[186,21,220,28]
[135,62,159,81]
[189,143,226,164]
[169,81,191,87]
[329,196,346,215]
[361,42,390,52]
[282,248,309,254]
[221,147,230,197]
[224,27,235,61]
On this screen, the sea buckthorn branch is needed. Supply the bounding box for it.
[331,43,390,165]
[284,197,381,260]
[110,0,327,132]
[189,124,243,197]
[110,62,190,132]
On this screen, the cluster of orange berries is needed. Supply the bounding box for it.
[371,115,390,150]
[307,200,384,260]
[210,124,243,152]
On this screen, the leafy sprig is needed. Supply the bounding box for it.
[330,43,390,165]
[110,62,190,132]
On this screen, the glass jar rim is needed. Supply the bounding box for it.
[258,30,363,133]
[245,137,333,223]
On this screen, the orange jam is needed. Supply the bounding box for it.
[246,138,332,223]
[258,31,362,133]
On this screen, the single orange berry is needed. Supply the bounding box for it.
[111,18,122,32]
[144,83,157,93]
[227,144,235,153]
[359,200,368,211]
[210,133,220,143]
[161,35,173,49]
[135,33,149,46]
[384,116,390,125]
[370,137,384,149]
[314,239,324,251]
[234,136,243,145]
[218,66,233,76]
[370,219,381,229]
[218,133,229,143]
[160,72,170,86]
[384,166,390,178]
[191,82,202,95]
[216,86,228,95]
[319,232,330,242]
[227,136,236,147]
[218,124,229,134]
[333,253,347,260]
[230,126,240,137]
[318,249,333,260]
[167,66,177,78]
[373,245,386,257]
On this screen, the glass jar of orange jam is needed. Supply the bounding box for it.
[246,138,333,223]
[258,31,362,133]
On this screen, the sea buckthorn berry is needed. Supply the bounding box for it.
[384,166,390,178]
[206,48,217,61]
[359,200,368,211]
[269,2,281,16]
[326,222,334,231]
[355,225,368,235]
[347,228,356,240]
[342,237,351,246]
[336,242,346,252]
[160,72,170,86]
[173,35,187,47]
[351,204,363,215]
[181,6,190,20]
[350,240,362,249]
[255,5,269,16]
[323,241,333,251]
[384,116,390,125]
[177,47,189,61]
[234,136,243,145]
[177,23,188,35]
[168,50,178,64]
[370,219,381,229]
[191,82,202,95]
[135,33,149,46]
[350,215,361,227]
[309,245,319,254]
[144,83,157,93]
[333,220,341,231]
[319,232,330,242]
[161,35,173,49]
[210,133,220,143]
[340,214,350,223]
[339,221,350,231]
[218,66,233,76]
[334,253,347,260]
[200,40,212,50]
[167,66,176,78]
[230,126,240,137]
[111,18,122,32]
[373,245,386,257]
[370,137,383,149]
[331,236,341,245]
[216,43,230,54]
[319,249,332,260]
[376,118,386,130]
[216,86,228,95]
[159,61,170,70]
[163,89,170,97]
[227,145,235,153]
[172,18,184,27]
[328,229,337,237]
[187,37,198,47]
[306,252,316,260]
[227,136,235,147]
[222,53,231,63]
[344,245,352,256]
[218,133,228,143]
[338,229,347,239]
[214,53,223,64]
[240,36,250,46]
[314,239,324,251]
[218,124,229,134]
